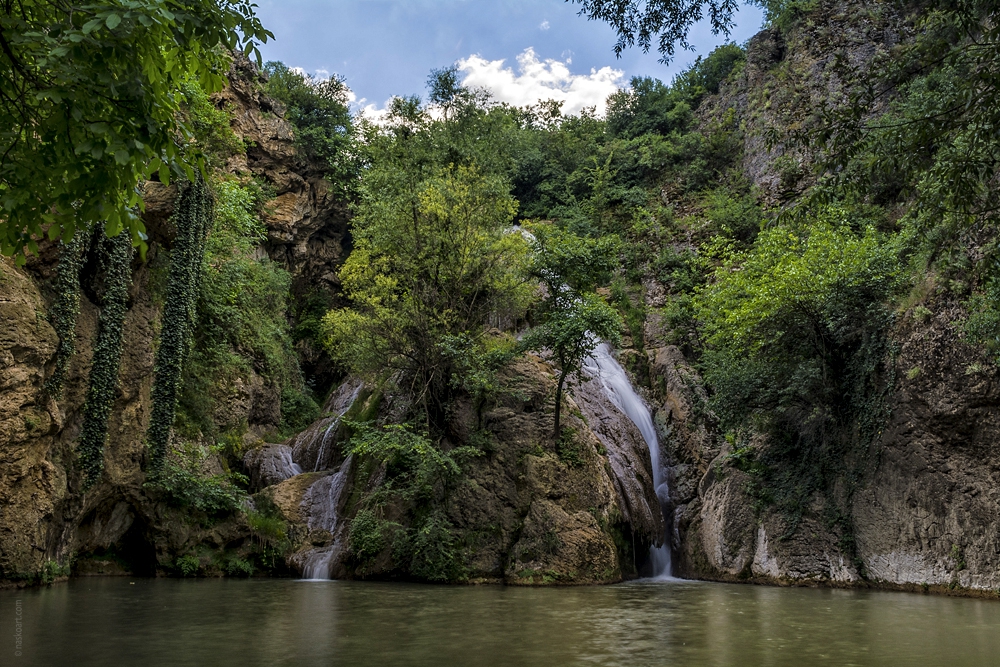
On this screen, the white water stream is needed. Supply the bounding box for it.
[583,343,672,578]
[300,455,353,580]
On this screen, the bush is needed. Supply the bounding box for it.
[349,508,389,564]
[39,560,70,585]
[146,443,248,517]
[226,557,254,577]
[176,555,200,577]
[406,509,464,583]
[280,386,321,433]
[696,207,901,526]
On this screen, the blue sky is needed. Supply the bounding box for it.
[254,0,766,115]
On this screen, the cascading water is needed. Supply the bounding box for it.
[300,455,353,580]
[583,343,672,578]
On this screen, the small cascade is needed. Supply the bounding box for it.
[289,380,364,472]
[300,455,353,580]
[583,343,672,578]
[312,420,339,472]
[244,444,303,490]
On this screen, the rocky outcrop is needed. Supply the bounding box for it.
[649,297,1000,596]
[253,355,665,584]
[219,56,350,296]
[0,59,350,584]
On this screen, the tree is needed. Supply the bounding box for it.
[570,0,746,61]
[0,0,272,260]
[523,224,622,437]
[263,62,355,186]
[695,207,900,442]
[808,0,1000,239]
[323,160,531,430]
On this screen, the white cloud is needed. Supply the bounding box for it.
[354,97,397,124]
[457,48,624,116]
[539,20,550,30]
[351,48,626,123]
[289,66,332,82]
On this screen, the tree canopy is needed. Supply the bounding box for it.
[0,0,272,260]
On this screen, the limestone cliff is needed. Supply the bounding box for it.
[0,59,349,584]
[640,1,1000,596]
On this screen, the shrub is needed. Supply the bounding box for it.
[696,207,902,528]
[146,443,248,517]
[176,555,200,577]
[226,557,254,577]
[406,509,464,583]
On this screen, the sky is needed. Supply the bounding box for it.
[253,0,767,117]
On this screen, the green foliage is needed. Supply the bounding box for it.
[556,428,585,468]
[756,0,817,31]
[225,557,254,577]
[407,508,463,582]
[146,442,248,516]
[39,560,70,585]
[176,554,200,577]
[245,504,291,571]
[514,45,744,242]
[174,176,307,440]
[964,264,1000,363]
[263,62,356,187]
[324,160,531,430]
[696,208,901,528]
[702,186,763,246]
[347,423,464,498]
[44,227,89,399]
[348,508,390,565]
[606,77,694,139]
[179,80,246,168]
[0,0,271,260]
[571,0,747,61]
[77,231,134,487]
[246,509,288,547]
[280,387,321,432]
[675,43,746,96]
[523,224,623,436]
[148,179,212,471]
[813,0,1000,248]
[438,332,521,427]
[345,421,479,581]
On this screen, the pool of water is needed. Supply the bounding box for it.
[2,577,998,666]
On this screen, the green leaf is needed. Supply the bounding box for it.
[106,14,121,30]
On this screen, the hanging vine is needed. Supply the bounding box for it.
[77,231,134,488]
[147,178,213,473]
[44,227,90,400]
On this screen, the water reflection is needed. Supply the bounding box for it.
[2,578,997,666]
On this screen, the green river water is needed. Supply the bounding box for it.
[3,577,998,666]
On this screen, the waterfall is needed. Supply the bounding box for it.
[583,343,672,578]
[300,455,353,580]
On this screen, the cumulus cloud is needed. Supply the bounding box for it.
[352,48,626,122]
[356,98,393,124]
[457,48,624,116]
[539,20,550,30]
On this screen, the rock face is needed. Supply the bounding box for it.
[648,297,1000,595]
[640,0,1000,596]
[0,60,350,584]
[220,56,351,297]
[256,356,665,584]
